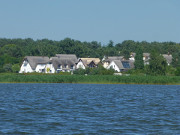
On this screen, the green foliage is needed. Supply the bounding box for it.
[0,44,23,57]
[0,67,5,73]
[175,67,180,76]
[134,47,144,69]
[12,64,20,73]
[0,74,180,85]
[0,38,180,76]
[3,64,12,72]
[172,51,180,68]
[166,66,176,76]
[146,50,167,76]
[74,66,115,75]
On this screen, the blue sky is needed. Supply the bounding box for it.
[0,0,179,44]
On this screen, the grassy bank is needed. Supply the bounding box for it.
[0,73,180,85]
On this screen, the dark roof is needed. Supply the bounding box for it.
[55,54,78,63]
[25,56,50,70]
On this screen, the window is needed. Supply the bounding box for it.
[71,65,74,69]
[58,64,62,69]
[24,61,28,66]
[64,64,68,68]
[122,62,130,68]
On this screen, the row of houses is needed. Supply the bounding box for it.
[19,53,173,73]
[129,53,173,65]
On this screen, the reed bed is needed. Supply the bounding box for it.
[0,73,180,85]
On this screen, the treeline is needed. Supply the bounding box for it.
[0,38,180,73]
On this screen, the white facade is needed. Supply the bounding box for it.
[103,62,109,68]
[129,57,135,61]
[19,61,34,73]
[76,61,86,69]
[19,60,56,73]
[107,61,121,72]
[35,64,46,73]
[45,63,56,73]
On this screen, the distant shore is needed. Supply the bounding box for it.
[0,74,180,85]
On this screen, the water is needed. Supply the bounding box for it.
[0,83,180,134]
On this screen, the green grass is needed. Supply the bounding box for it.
[0,73,180,85]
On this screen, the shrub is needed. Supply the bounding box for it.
[175,67,180,76]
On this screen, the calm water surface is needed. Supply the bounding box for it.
[0,83,180,134]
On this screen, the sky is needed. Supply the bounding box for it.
[0,0,180,44]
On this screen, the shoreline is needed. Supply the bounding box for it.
[0,74,180,85]
[0,81,179,85]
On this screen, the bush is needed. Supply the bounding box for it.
[12,64,20,73]
[3,64,12,72]
[175,67,180,76]
[74,66,115,75]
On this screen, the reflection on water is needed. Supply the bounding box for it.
[0,83,180,134]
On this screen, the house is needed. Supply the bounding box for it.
[102,56,124,68]
[162,54,172,66]
[107,60,134,72]
[107,60,124,72]
[19,56,50,73]
[50,57,76,72]
[129,53,150,65]
[76,58,101,69]
[19,54,78,73]
[143,53,150,65]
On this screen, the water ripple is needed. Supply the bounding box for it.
[0,83,180,134]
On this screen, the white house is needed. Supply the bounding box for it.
[162,54,172,66]
[19,54,77,73]
[50,56,77,73]
[102,56,124,68]
[76,59,86,69]
[107,60,125,72]
[19,56,50,73]
[107,60,134,72]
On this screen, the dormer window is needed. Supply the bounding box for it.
[24,60,28,66]
[64,64,68,68]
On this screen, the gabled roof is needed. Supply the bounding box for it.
[162,54,172,64]
[79,58,100,66]
[55,54,78,63]
[113,60,124,70]
[51,57,76,70]
[25,56,50,70]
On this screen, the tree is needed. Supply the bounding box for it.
[172,51,180,68]
[175,67,180,76]
[3,64,12,72]
[146,50,167,75]
[107,40,114,48]
[121,49,130,60]
[12,64,20,73]
[134,47,144,69]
